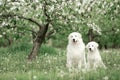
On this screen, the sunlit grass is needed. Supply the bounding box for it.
[0,44,120,80]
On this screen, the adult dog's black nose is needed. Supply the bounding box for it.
[73,39,75,42]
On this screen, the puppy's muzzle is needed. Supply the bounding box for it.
[89,48,92,51]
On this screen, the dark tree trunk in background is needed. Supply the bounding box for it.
[3,35,13,47]
[88,28,94,41]
[28,23,49,60]
[104,45,108,49]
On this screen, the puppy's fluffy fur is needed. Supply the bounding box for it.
[66,32,86,70]
[86,41,106,69]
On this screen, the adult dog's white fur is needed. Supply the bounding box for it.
[86,41,106,69]
[66,32,86,70]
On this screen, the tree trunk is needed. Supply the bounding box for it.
[28,41,41,60]
[28,23,49,60]
[88,28,94,41]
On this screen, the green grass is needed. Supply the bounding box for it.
[0,43,120,80]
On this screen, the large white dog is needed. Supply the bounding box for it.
[86,41,106,69]
[66,32,86,70]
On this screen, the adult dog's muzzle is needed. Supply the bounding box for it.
[73,39,76,42]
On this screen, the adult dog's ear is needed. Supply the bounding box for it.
[78,33,82,38]
[68,34,71,40]
[86,44,88,49]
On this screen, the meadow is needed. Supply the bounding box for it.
[0,42,120,80]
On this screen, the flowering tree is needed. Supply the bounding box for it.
[0,0,120,60]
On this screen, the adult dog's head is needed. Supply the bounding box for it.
[68,32,83,44]
[86,41,99,52]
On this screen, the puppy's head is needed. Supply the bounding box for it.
[86,41,99,52]
[68,32,82,44]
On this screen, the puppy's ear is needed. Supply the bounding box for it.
[95,42,99,48]
[68,34,71,39]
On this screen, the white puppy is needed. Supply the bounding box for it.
[86,41,106,70]
[66,32,86,70]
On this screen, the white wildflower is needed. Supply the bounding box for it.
[3,32,6,35]
[58,70,65,78]
[0,35,2,38]
[117,29,119,32]
[103,76,109,80]
[45,53,48,56]
[117,5,119,8]
[33,75,37,79]
[87,7,91,12]
[114,64,116,66]
[22,65,25,68]
[11,28,14,30]
[37,60,39,63]
[44,71,47,74]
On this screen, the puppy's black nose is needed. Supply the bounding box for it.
[73,39,75,42]
[89,48,91,51]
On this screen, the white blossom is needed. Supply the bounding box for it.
[51,0,57,3]
[75,0,81,7]
[0,35,2,38]
[115,0,118,3]
[103,76,109,80]
[34,0,39,3]
[87,22,102,35]
[33,75,37,79]
[0,1,2,5]
[2,22,6,26]
[48,5,54,12]
[3,32,6,35]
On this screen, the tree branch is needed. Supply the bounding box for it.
[43,0,51,23]
[46,29,54,39]
[0,13,43,29]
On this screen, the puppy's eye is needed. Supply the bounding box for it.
[92,45,94,47]
[75,35,77,37]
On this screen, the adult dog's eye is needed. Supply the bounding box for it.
[71,36,73,38]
